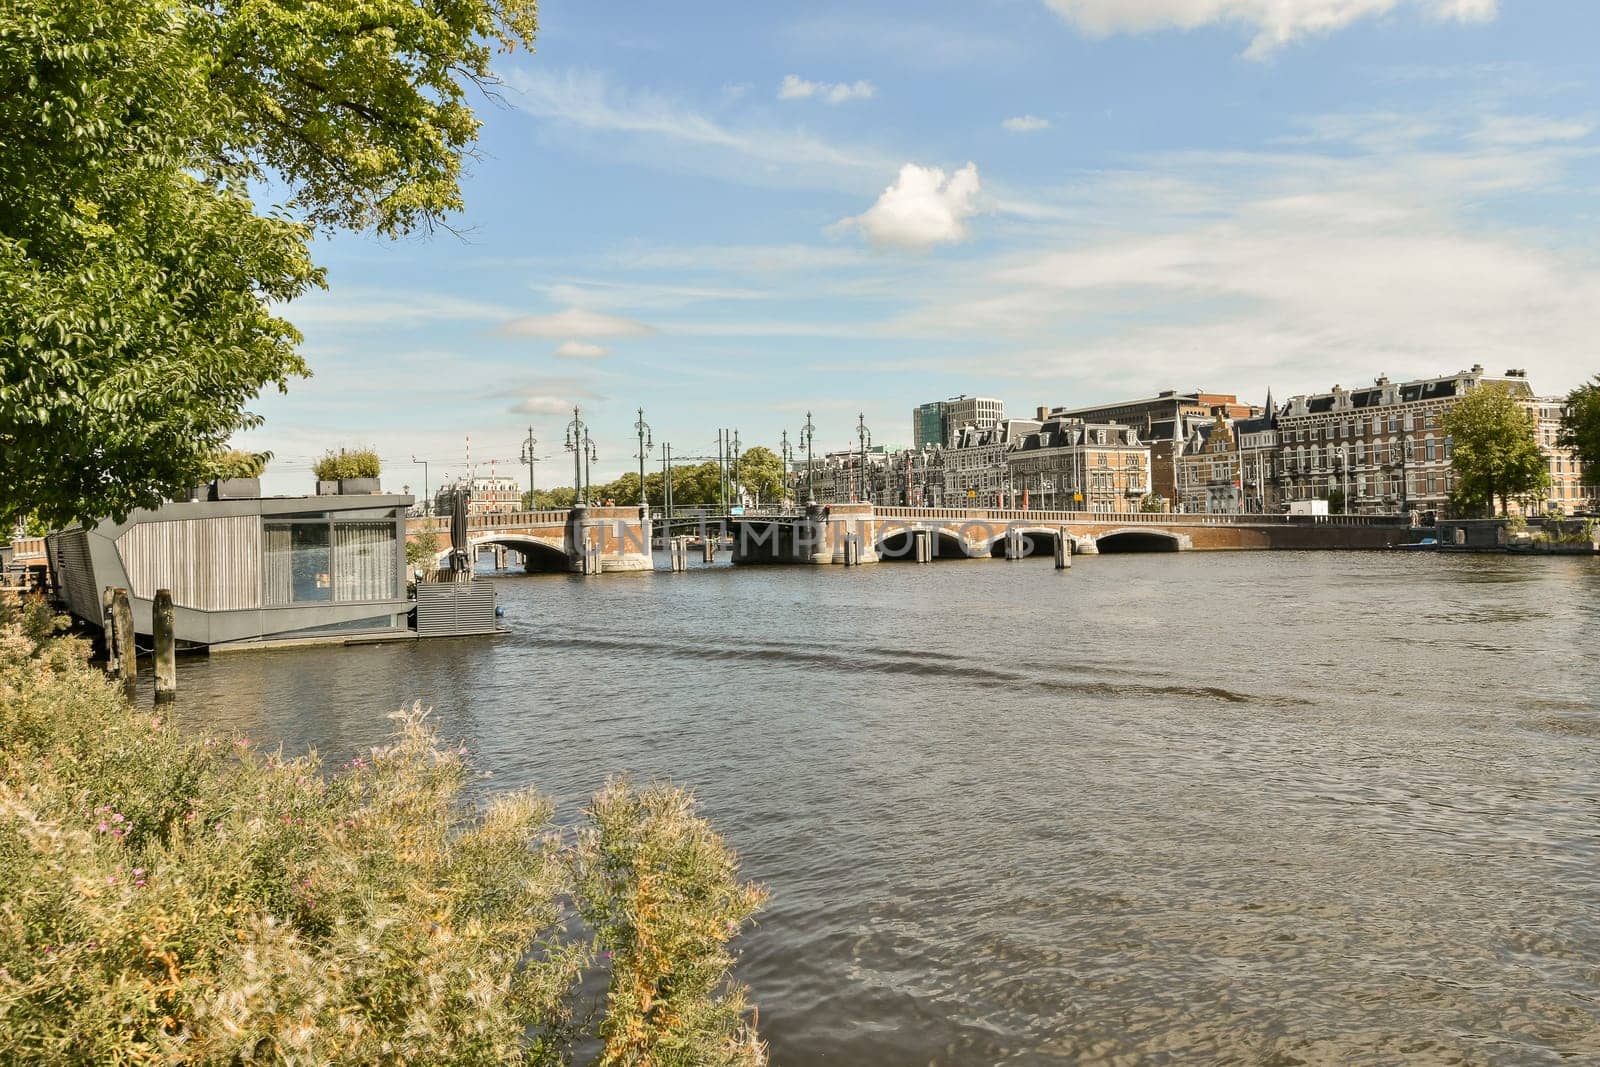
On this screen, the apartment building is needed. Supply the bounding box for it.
[1007,419,1151,513]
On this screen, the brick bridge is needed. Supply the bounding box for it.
[409,504,653,573]
[407,502,1411,573]
[729,503,1411,564]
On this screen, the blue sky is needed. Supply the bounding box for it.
[245,0,1600,496]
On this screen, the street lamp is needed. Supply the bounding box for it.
[856,413,872,503]
[634,408,653,509]
[801,412,816,505]
[564,407,587,505]
[519,428,538,509]
[583,433,597,503]
[780,430,792,509]
[410,455,429,516]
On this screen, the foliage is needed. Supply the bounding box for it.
[0,608,765,1065]
[312,447,382,481]
[735,447,785,504]
[1558,375,1600,478]
[1442,383,1551,516]
[1138,494,1165,513]
[524,487,580,511]
[210,448,268,479]
[575,782,768,1067]
[1326,488,1346,514]
[0,0,536,530]
[405,527,440,575]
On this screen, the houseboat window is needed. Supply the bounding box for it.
[334,522,398,601]
[265,523,332,604]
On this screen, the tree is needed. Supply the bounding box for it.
[1139,493,1165,513]
[523,486,577,510]
[1442,382,1551,516]
[1558,375,1600,480]
[404,526,439,575]
[736,446,785,504]
[1,0,537,530]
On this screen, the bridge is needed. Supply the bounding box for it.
[407,502,1411,573]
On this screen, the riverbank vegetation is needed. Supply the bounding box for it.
[0,595,767,1064]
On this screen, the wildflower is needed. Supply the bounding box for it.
[111,813,124,823]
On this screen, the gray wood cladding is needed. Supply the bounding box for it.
[115,517,263,610]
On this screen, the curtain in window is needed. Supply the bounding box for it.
[334,522,396,601]
[264,524,294,605]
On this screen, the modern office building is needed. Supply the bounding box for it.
[912,395,1007,449]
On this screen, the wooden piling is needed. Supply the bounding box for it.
[1055,536,1071,570]
[153,588,176,704]
[671,536,688,571]
[102,586,119,673]
[110,588,136,698]
[702,537,715,564]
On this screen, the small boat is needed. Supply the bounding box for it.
[1399,538,1439,550]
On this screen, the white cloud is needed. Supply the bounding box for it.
[779,74,876,104]
[1002,115,1051,133]
[281,291,515,328]
[553,341,611,359]
[836,162,983,251]
[506,68,892,190]
[509,395,573,415]
[884,111,1600,398]
[499,307,655,338]
[1042,0,1499,58]
[1472,114,1594,146]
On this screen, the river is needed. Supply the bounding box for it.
[167,550,1600,1065]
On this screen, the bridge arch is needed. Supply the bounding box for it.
[1094,528,1188,553]
[986,527,1064,559]
[451,535,572,572]
[874,525,971,561]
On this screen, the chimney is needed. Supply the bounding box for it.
[1037,405,1049,421]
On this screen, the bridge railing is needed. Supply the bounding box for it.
[6,536,46,560]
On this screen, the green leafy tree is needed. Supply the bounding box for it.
[1138,493,1165,513]
[1558,375,1600,482]
[1,0,537,530]
[405,526,440,575]
[1442,382,1552,516]
[736,446,785,504]
[523,486,578,510]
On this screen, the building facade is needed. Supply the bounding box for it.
[1050,390,1259,505]
[1007,419,1150,512]
[1532,396,1595,513]
[435,475,522,517]
[1176,408,1281,514]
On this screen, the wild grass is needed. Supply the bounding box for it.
[0,594,766,1065]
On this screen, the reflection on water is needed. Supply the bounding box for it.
[168,551,1600,1065]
